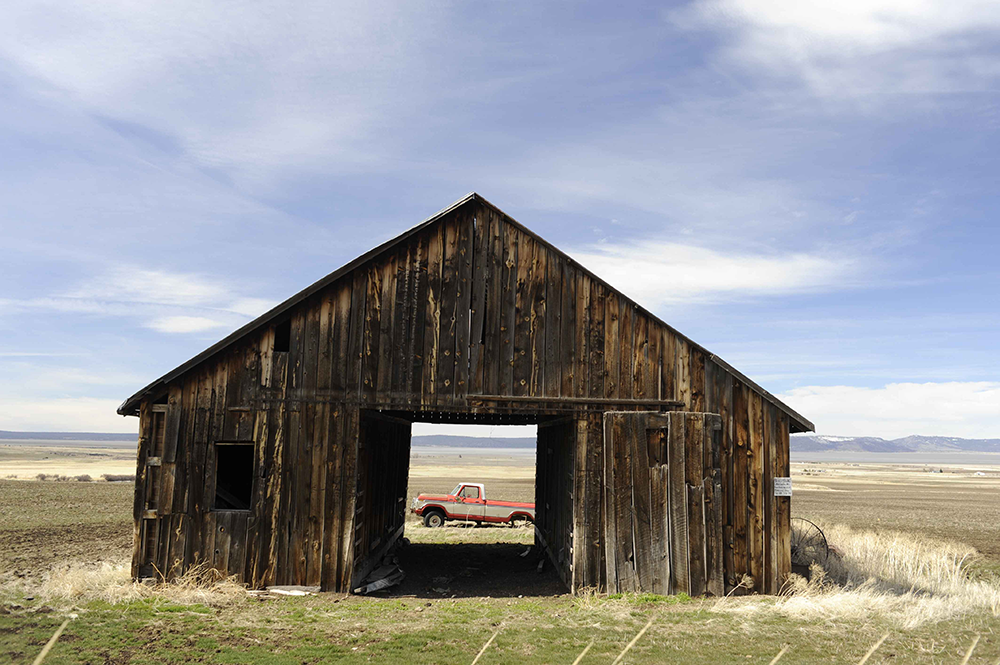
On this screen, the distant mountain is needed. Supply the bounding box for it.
[0,430,137,442]
[791,434,1000,453]
[411,435,535,448]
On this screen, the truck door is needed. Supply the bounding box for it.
[457,484,486,522]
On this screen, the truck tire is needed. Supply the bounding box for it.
[423,510,445,528]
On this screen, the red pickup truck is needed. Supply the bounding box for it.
[411,482,535,527]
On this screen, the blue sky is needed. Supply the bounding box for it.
[1,1,998,438]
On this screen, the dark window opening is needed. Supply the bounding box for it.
[274,319,291,353]
[213,443,254,510]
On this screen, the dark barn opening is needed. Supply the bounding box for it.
[213,443,255,510]
[120,193,812,595]
[349,412,570,596]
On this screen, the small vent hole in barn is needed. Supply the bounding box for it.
[353,413,568,597]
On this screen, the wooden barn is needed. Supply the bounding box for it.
[118,193,813,596]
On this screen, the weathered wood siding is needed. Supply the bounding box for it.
[129,197,799,594]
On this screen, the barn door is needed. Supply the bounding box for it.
[603,411,723,596]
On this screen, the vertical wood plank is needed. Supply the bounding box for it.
[689,349,706,413]
[454,211,474,397]
[602,413,618,591]
[482,209,503,395]
[668,412,689,594]
[375,252,398,398]
[560,263,576,398]
[603,295,620,399]
[512,232,534,396]
[437,215,460,401]
[776,414,792,590]
[633,314,649,399]
[574,273,591,399]
[676,338,691,409]
[763,404,775,594]
[302,297,322,395]
[347,271,368,400]
[331,284,352,394]
[498,218,518,396]
[391,246,413,396]
[619,303,633,400]
[317,294,333,391]
[748,392,765,594]
[469,206,490,395]
[630,413,653,592]
[528,244,547,396]
[588,282,605,400]
[422,222,444,405]
[362,264,383,403]
[661,329,677,403]
[408,236,429,401]
[685,413,706,596]
[648,432,670,595]
[543,249,562,397]
[732,382,750,592]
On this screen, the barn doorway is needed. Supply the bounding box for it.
[351,410,573,597]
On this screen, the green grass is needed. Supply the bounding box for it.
[3,591,998,664]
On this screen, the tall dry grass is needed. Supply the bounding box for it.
[9,560,248,607]
[714,523,1000,628]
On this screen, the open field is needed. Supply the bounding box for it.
[1,446,999,663]
[791,460,1000,574]
[0,441,136,480]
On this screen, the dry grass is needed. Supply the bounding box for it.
[17,560,248,608]
[714,523,1000,628]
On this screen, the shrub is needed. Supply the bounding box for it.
[102,474,136,482]
[74,474,92,482]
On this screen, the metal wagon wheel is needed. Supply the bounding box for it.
[790,518,829,567]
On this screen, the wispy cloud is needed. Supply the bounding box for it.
[778,382,1000,439]
[570,241,858,307]
[1,265,275,333]
[673,0,1000,96]
[146,316,229,334]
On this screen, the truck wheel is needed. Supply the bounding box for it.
[423,510,445,528]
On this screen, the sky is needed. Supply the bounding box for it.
[1,1,998,439]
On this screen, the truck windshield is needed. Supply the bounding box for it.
[450,484,462,496]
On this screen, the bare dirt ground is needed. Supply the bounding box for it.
[0,480,133,582]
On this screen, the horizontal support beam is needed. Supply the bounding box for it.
[472,395,685,408]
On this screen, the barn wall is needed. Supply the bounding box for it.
[130,198,796,593]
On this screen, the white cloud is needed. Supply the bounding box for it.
[3,264,275,334]
[570,241,856,307]
[66,267,230,307]
[0,397,137,433]
[146,316,228,334]
[675,0,1000,96]
[777,382,1000,439]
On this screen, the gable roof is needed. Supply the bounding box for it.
[118,193,813,432]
